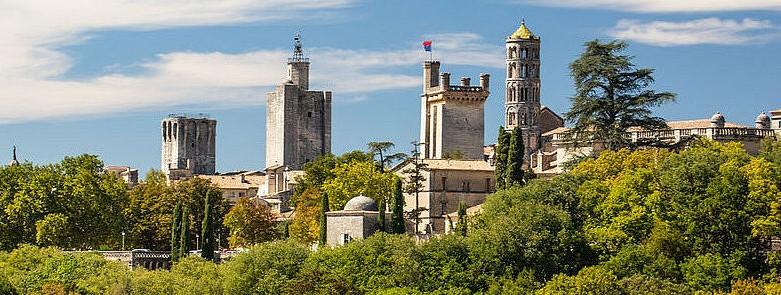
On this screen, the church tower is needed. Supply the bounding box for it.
[505,20,542,158]
[420,60,490,160]
[265,34,332,170]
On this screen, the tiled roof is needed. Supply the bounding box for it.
[197,175,265,189]
[422,159,494,171]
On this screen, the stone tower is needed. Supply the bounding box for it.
[161,115,217,177]
[266,34,332,170]
[420,60,490,160]
[505,20,542,158]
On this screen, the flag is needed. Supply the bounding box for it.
[422,40,432,52]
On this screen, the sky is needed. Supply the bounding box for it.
[1,0,780,175]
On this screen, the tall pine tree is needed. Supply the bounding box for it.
[390,178,405,234]
[505,127,525,186]
[456,201,467,237]
[170,202,181,261]
[495,127,511,190]
[200,193,214,260]
[179,206,190,258]
[377,198,386,233]
[319,192,329,246]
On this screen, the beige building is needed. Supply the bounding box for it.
[325,195,382,246]
[104,166,139,187]
[196,171,265,205]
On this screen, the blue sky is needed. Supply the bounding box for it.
[2,0,780,175]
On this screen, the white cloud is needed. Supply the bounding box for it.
[516,0,781,13]
[0,1,504,123]
[608,18,780,46]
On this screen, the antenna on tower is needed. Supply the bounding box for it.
[290,32,307,62]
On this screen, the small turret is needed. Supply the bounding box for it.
[710,112,725,128]
[440,72,451,91]
[756,112,771,129]
[479,73,490,91]
[460,77,471,86]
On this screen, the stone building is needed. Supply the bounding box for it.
[325,195,383,246]
[420,60,489,160]
[161,115,216,180]
[265,34,332,171]
[196,171,265,205]
[393,60,496,236]
[104,166,139,187]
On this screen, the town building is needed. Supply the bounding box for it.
[105,166,139,187]
[195,171,265,205]
[160,114,217,181]
[325,195,383,246]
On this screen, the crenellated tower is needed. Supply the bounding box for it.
[420,60,490,160]
[505,20,542,160]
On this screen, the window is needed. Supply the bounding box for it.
[486,178,491,192]
[307,111,312,118]
[441,177,447,191]
[462,181,471,193]
[341,233,351,245]
[239,192,245,198]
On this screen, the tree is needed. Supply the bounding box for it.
[200,193,214,260]
[179,206,190,258]
[367,141,406,173]
[34,213,69,248]
[564,40,676,151]
[127,170,175,251]
[505,127,525,186]
[171,202,182,261]
[289,189,322,243]
[321,161,396,211]
[495,127,511,190]
[223,197,278,248]
[390,178,406,234]
[319,192,329,246]
[378,198,386,233]
[456,202,467,237]
[402,142,428,233]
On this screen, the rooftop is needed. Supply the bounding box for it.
[509,20,535,39]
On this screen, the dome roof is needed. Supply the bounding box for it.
[509,20,535,39]
[343,195,377,211]
[710,112,725,122]
[756,112,770,122]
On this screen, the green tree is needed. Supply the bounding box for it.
[456,202,467,237]
[221,241,310,295]
[367,141,406,173]
[402,142,428,232]
[321,160,396,210]
[126,170,175,250]
[564,40,676,151]
[505,127,525,186]
[179,206,190,258]
[171,202,182,261]
[34,213,69,248]
[200,193,214,260]
[288,188,322,243]
[319,192,329,246]
[495,127,511,190]
[223,197,278,248]
[378,198,386,233]
[390,178,406,234]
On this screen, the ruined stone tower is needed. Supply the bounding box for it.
[265,34,332,170]
[505,20,542,157]
[161,115,216,177]
[420,60,490,160]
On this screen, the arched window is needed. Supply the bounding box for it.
[162,122,167,140]
[508,108,517,126]
[172,123,178,139]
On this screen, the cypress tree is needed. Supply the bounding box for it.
[179,207,190,258]
[201,193,214,260]
[319,192,329,246]
[377,198,386,233]
[495,127,511,190]
[456,201,467,237]
[505,127,525,186]
[390,178,405,234]
[171,202,181,261]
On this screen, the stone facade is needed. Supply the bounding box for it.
[161,115,216,179]
[420,61,489,160]
[505,20,545,162]
[265,35,332,170]
[325,196,381,246]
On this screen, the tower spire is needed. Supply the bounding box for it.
[8,145,19,166]
[290,32,306,62]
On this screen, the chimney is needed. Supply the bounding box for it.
[460,77,471,86]
[440,72,450,91]
[479,73,490,91]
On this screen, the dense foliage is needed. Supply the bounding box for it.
[3,139,781,294]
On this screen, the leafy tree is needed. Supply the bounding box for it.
[319,192,329,246]
[179,206,190,258]
[34,213,69,248]
[564,40,676,151]
[390,178,406,234]
[170,178,227,250]
[495,127,511,190]
[288,188,322,244]
[223,197,278,248]
[367,141,406,173]
[680,254,734,291]
[537,266,623,295]
[505,127,525,186]
[171,202,182,261]
[126,170,175,250]
[201,193,214,260]
[293,151,374,199]
[321,160,396,210]
[221,241,310,294]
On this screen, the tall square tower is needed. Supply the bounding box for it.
[161,115,217,177]
[420,60,490,160]
[265,34,332,170]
